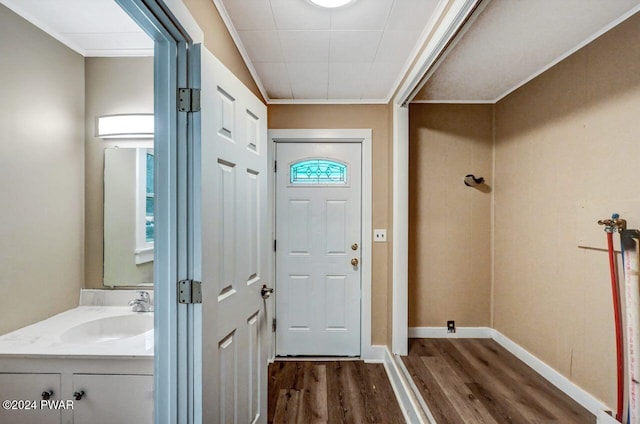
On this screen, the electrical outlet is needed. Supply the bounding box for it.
[447,320,456,333]
[374,229,387,242]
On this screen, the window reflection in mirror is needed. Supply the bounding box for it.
[103,147,153,287]
[135,148,154,263]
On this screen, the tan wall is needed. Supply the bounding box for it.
[182,0,263,102]
[0,5,84,335]
[269,104,392,345]
[408,104,493,327]
[493,13,640,407]
[84,57,154,289]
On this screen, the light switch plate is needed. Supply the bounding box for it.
[374,229,387,242]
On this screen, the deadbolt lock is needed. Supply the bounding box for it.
[351,258,359,266]
[351,243,358,250]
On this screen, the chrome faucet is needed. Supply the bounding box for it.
[128,291,153,312]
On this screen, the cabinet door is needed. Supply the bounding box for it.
[72,374,153,424]
[0,373,61,424]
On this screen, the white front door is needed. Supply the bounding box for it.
[275,142,362,356]
[200,46,269,423]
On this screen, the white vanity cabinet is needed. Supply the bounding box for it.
[0,371,153,424]
[0,299,155,423]
[0,373,62,424]
[0,357,153,424]
[71,374,153,424]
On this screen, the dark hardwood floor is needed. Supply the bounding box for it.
[268,361,405,423]
[402,338,596,424]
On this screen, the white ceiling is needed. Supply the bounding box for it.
[0,0,153,57]
[5,0,640,105]
[414,0,640,103]
[215,0,443,102]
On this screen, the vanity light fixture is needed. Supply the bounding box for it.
[96,114,154,139]
[308,0,355,8]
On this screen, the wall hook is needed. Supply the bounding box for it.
[464,174,484,187]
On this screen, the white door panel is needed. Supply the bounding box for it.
[276,142,361,356]
[200,45,268,423]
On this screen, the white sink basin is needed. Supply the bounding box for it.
[60,314,153,344]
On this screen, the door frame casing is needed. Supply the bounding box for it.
[268,129,378,361]
[114,1,203,423]
[391,0,482,356]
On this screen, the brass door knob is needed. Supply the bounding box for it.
[261,285,274,299]
[351,258,359,266]
[351,243,358,250]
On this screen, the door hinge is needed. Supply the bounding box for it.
[178,88,201,112]
[178,279,202,304]
[272,318,276,332]
[274,160,277,172]
[273,239,277,252]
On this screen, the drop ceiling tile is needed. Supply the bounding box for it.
[270,0,331,30]
[222,0,276,30]
[287,62,329,99]
[329,30,382,62]
[279,30,330,62]
[253,62,292,99]
[363,61,403,99]
[328,62,371,99]
[331,0,394,30]
[238,31,284,62]
[374,30,420,64]
[6,0,639,103]
[386,0,440,31]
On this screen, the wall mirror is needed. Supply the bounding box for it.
[103,147,154,286]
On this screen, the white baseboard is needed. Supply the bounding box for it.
[396,353,438,424]
[408,326,612,418]
[362,344,386,363]
[597,409,619,424]
[408,326,493,338]
[382,347,430,423]
[491,330,609,418]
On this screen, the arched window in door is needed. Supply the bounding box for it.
[289,158,348,185]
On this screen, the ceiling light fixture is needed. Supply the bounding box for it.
[308,0,355,9]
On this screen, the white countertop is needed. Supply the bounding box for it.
[0,306,154,359]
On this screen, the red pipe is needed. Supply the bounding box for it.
[607,231,624,422]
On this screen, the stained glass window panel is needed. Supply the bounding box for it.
[290,159,347,185]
